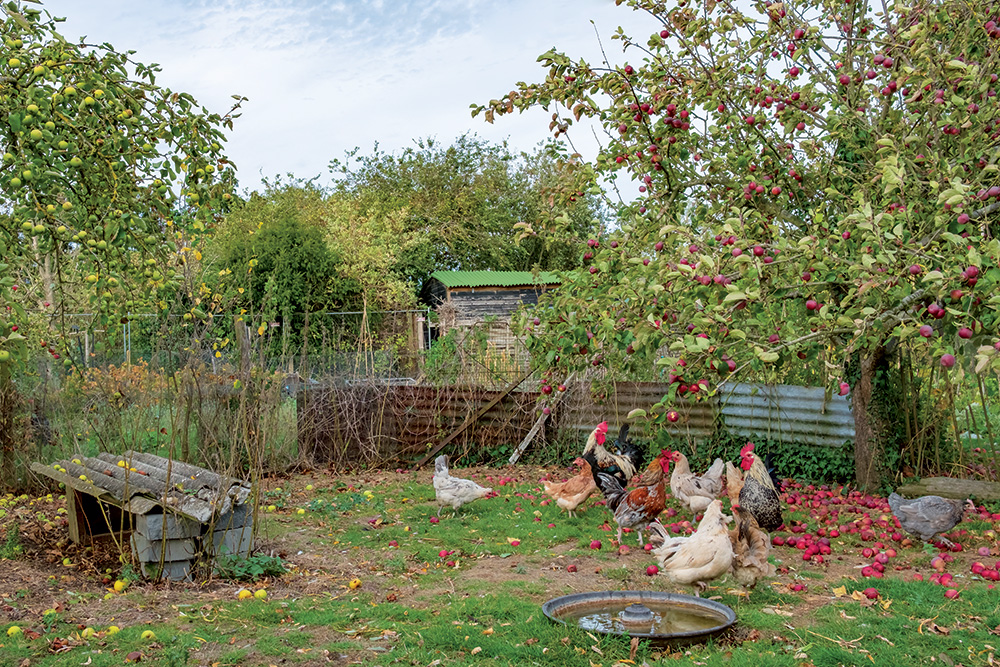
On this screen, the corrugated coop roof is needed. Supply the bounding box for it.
[31,451,252,523]
[430,270,561,288]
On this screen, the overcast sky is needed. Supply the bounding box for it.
[38,0,653,194]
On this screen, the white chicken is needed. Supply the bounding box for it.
[669,451,725,514]
[652,499,733,595]
[432,455,492,516]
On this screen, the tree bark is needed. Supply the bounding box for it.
[853,345,888,491]
[0,368,21,490]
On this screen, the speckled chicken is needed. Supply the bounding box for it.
[653,499,734,595]
[596,450,671,546]
[432,455,492,516]
[737,442,783,532]
[542,458,597,518]
[669,451,725,514]
[729,505,775,590]
[888,493,973,547]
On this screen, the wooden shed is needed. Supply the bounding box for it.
[423,270,560,325]
[422,270,560,365]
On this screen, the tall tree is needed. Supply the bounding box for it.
[0,3,240,483]
[476,0,1000,488]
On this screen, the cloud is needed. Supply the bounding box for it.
[39,0,653,192]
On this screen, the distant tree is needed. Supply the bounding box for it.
[329,135,603,288]
[211,181,362,349]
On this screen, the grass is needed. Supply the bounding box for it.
[4,469,1000,666]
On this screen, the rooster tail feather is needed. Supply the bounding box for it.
[596,471,626,510]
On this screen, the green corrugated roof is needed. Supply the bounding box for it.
[430,270,561,288]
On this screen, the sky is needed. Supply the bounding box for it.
[38,0,653,195]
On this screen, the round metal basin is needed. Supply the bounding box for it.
[542,590,736,645]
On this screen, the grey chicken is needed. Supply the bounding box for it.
[432,455,492,516]
[887,492,973,547]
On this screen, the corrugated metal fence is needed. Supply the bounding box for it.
[560,381,854,448]
[718,383,854,448]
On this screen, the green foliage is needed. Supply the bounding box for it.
[0,5,241,363]
[218,195,362,344]
[329,135,602,287]
[658,429,854,484]
[213,552,287,581]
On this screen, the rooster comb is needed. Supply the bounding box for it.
[740,442,755,456]
[596,421,609,433]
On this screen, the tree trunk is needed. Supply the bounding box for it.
[0,368,21,490]
[853,344,888,490]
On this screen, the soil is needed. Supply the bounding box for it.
[1,465,995,665]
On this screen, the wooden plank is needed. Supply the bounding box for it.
[509,373,576,465]
[895,476,1000,501]
[414,370,532,469]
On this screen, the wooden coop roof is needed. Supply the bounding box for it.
[31,451,252,522]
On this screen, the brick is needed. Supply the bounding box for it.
[140,559,192,582]
[208,523,254,558]
[131,534,196,562]
[135,513,200,540]
[212,503,252,531]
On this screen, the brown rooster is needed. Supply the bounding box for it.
[729,505,776,590]
[737,442,783,532]
[541,458,597,518]
[595,449,671,546]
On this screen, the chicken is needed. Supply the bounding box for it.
[541,458,597,518]
[595,450,670,546]
[737,442,783,532]
[725,461,744,507]
[432,455,492,516]
[582,423,645,493]
[653,499,734,595]
[729,505,776,590]
[669,451,725,514]
[888,493,974,547]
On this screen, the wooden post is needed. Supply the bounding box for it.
[234,317,251,378]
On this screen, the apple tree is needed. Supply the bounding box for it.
[475,0,1000,488]
[0,3,240,483]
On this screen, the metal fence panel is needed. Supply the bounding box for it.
[718,382,854,448]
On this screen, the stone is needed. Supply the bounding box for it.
[135,512,200,540]
[208,523,254,558]
[212,503,252,531]
[131,534,197,562]
[140,559,192,582]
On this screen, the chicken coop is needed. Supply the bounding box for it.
[31,451,254,581]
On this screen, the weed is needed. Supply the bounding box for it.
[214,552,287,581]
[0,530,22,559]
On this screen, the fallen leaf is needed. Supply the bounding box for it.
[832,585,848,598]
[471,647,482,655]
